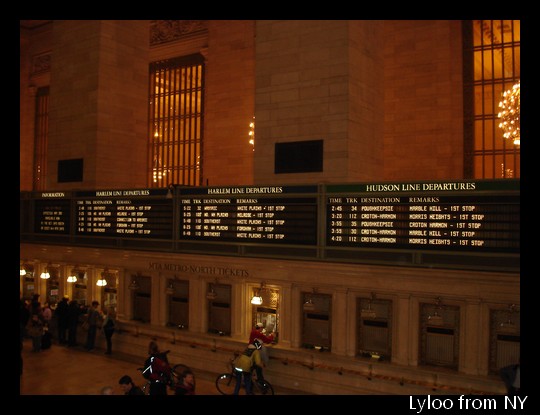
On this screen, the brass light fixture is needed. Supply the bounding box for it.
[361,292,377,319]
[303,288,317,312]
[40,263,51,280]
[67,266,80,283]
[165,281,175,295]
[251,281,265,305]
[206,285,217,300]
[427,297,444,326]
[96,268,110,287]
[128,279,140,290]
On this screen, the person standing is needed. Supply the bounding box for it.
[233,339,264,395]
[249,322,275,365]
[85,300,102,351]
[27,313,44,352]
[67,300,82,347]
[55,296,69,344]
[102,307,116,355]
[118,375,145,395]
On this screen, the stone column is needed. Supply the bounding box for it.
[48,20,150,190]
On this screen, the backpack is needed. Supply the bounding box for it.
[142,355,170,381]
[142,356,155,379]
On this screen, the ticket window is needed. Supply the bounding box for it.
[207,283,231,336]
[22,269,36,301]
[489,306,520,375]
[72,272,88,306]
[132,275,151,323]
[45,268,60,308]
[251,287,279,342]
[100,271,118,314]
[301,292,332,351]
[167,279,189,329]
[419,301,460,370]
[356,297,392,361]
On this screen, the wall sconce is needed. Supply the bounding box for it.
[40,264,51,280]
[251,282,265,305]
[128,279,140,290]
[427,297,444,326]
[165,282,175,295]
[303,288,317,312]
[20,262,27,276]
[361,292,377,319]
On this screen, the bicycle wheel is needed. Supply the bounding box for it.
[253,380,274,395]
[215,373,236,395]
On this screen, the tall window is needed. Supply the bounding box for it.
[148,54,204,187]
[464,20,520,179]
[33,86,49,190]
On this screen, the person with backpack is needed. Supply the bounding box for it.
[232,338,264,395]
[144,340,172,395]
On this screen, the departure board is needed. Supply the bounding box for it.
[326,180,520,252]
[34,193,71,234]
[178,185,318,245]
[74,189,173,238]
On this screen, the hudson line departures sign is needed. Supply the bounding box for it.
[326,180,519,252]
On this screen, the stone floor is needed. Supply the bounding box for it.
[19,337,305,397]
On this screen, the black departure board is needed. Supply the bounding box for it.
[326,180,520,252]
[74,189,173,238]
[34,193,71,234]
[178,185,318,245]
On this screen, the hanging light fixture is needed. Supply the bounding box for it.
[206,281,218,300]
[96,268,110,287]
[498,80,520,146]
[165,282,175,295]
[68,266,81,283]
[361,293,377,319]
[128,279,140,290]
[303,288,317,312]
[40,264,51,280]
[251,281,265,305]
[20,264,27,276]
[427,297,444,326]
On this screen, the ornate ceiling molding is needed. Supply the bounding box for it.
[150,20,208,46]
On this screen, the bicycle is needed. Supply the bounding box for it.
[215,357,274,395]
[137,351,193,395]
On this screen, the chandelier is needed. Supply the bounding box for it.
[498,81,520,146]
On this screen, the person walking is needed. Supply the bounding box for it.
[233,338,264,395]
[85,300,102,351]
[102,307,116,355]
[118,375,145,395]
